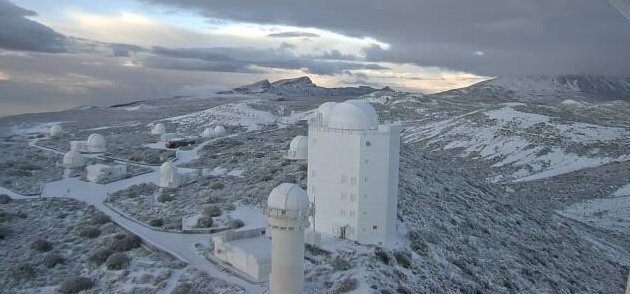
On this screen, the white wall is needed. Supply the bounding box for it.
[307,123,400,246]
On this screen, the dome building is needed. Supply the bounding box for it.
[285,135,308,160]
[201,127,215,138]
[214,125,226,135]
[151,123,166,135]
[86,134,106,153]
[62,150,84,168]
[49,124,63,137]
[159,161,181,188]
[307,100,401,246]
[267,183,310,294]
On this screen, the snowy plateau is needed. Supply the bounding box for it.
[0,75,629,293]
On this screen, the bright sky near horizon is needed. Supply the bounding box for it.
[0,0,629,117]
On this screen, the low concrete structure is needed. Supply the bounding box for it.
[212,228,271,282]
[86,164,127,183]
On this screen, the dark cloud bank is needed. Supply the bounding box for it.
[141,0,630,75]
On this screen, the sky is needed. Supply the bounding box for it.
[0,0,629,117]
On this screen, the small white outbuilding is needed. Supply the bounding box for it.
[86,164,127,183]
[49,124,63,137]
[159,161,181,188]
[286,135,308,160]
[212,228,271,282]
[214,125,226,135]
[151,123,166,135]
[201,127,215,138]
[62,150,84,168]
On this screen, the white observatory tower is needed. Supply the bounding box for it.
[307,100,401,246]
[267,183,310,294]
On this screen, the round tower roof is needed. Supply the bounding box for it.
[214,125,226,134]
[327,101,378,130]
[201,127,215,137]
[267,183,308,211]
[317,102,338,125]
[63,150,83,166]
[50,124,63,136]
[87,134,105,147]
[289,136,308,151]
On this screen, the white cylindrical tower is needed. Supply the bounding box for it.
[267,183,309,294]
[63,150,84,168]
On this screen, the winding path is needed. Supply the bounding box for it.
[7,132,273,293]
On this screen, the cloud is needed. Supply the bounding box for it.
[0,0,67,53]
[141,0,630,75]
[148,45,390,75]
[267,31,320,38]
[0,69,9,80]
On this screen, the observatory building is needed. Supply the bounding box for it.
[62,150,84,168]
[151,123,166,135]
[86,164,127,183]
[267,183,309,294]
[285,136,308,160]
[159,161,181,188]
[49,124,63,137]
[307,100,401,246]
[214,125,226,135]
[70,134,107,153]
[201,127,215,138]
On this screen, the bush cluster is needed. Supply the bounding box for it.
[77,226,101,239]
[105,252,130,270]
[202,206,221,217]
[9,264,35,281]
[158,193,174,203]
[31,239,53,252]
[44,253,65,268]
[109,233,141,251]
[0,194,10,204]
[149,218,164,227]
[58,277,94,294]
[90,212,111,225]
[211,182,225,190]
[196,217,213,228]
[229,219,244,229]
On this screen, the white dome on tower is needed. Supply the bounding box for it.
[316,102,338,125]
[327,101,378,130]
[286,135,308,160]
[151,123,166,135]
[267,183,309,211]
[86,134,106,152]
[214,125,226,135]
[62,150,84,168]
[201,127,215,138]
[50,124,63,137]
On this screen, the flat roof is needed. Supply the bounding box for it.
[227,236,271,260]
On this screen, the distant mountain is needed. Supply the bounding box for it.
[447,75,630,103]
[218,76,394,97]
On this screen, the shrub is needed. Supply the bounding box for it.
[91,212,111,225]
[0,194,10,204]
[331,257,352,271]
[229,219,244,229]
[149,218,164,227]
[394,250,412,269]
[408,230,430,256]
[171,283,193,294]
[89,248,113,266]
[105,252,130,270]
[44,253,65,268]
[31,239,53,252]
[109,234,141,252]
[0,226,9,240]
[58,277,94,294]
[158,193,174,203]
[374,247,390,264]
[196,217,213,228]
[211,182,225,190]
[202,206,221,217]
[77,226,101,239]
[9,264,35,281]
[332,278,358,293]
[206,196,220,204]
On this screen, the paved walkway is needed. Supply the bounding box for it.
[8,132,271,293]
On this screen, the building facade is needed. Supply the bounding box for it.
[307,100,400,246]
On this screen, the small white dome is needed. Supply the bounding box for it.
[50,125,63,137]
[317,102,337,125]
[328,101,378,130]
[267,183,309,211]
[214,125,226,135]
[287,135,308,160]
[160,161,181,188]
[151,123,166,135]
[201,127,215,138]
[87,134,106,152]
[63,150,84,167]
